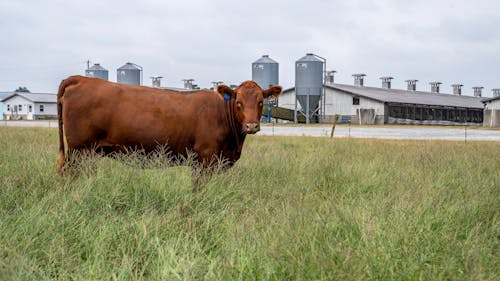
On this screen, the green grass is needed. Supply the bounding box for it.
[0,127,498,280]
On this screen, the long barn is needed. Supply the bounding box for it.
[279,79,485,126]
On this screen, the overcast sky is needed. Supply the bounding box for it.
[1,0,499,96]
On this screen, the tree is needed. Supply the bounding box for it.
[15,86,30,93]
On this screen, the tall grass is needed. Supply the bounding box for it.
[0,127,498,280]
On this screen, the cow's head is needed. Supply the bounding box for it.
[217,81,282,134]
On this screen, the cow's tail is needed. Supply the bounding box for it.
[56,76,80,174]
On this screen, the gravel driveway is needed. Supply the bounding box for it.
[2,120,499,141]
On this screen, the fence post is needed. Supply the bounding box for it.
[464,126,467,143]
[330,114,339,139]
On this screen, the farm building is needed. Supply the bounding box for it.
[267,53,489,126]
[482,89,500,127]
[1,92,57,120]
[279,77,486,126]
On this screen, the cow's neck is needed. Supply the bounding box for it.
[223,99,246,151]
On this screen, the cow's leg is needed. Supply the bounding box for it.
[57,153,67,176]
[191,166,204,192]
[190,145,220,191]
[190,159,212,192]
[61,146,99,177]
[58,147,81,176]
[191,161,218,192]
[95,145,117,157]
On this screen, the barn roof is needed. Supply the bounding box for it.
[482,96,500,103]
[283,84,486,109]
[1,92,57,103]
[158,86,193,92]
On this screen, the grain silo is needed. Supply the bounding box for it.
[117,62,142,85]
[295,53,325,124]
[85,63,108,80]
[252,55,279,89]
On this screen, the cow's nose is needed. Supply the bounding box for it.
[245,123,260,134]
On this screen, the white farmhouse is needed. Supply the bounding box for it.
[1,92,57,120]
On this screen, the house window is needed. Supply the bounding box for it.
[40,105,44,112]
[29,105,32,112]
[18,105,23,112]
[7,104,10,111]
[352,97,360,105]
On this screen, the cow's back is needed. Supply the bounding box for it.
[62,76,225,155]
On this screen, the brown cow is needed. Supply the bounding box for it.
[56,76,281,180]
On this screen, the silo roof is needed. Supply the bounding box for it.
[88,64,107,71]
[296,53,323,62]
[253,55,278,64]
[117,62,142,70]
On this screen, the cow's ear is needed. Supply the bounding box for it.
[263,85,282,99]
[217,85,236,101]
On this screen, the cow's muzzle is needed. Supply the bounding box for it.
[244,123,260,134]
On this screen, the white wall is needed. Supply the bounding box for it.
[2,95,34,116]
[278,91,298,110]
[323,88,385,116]
[485,99,500,110]
[277,88,385,116]
[34,102,57,115]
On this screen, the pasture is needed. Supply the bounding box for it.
[0,127,498,280]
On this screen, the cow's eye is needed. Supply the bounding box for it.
[236,102,243,108]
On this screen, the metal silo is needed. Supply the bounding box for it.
[252,55,279,89]
[85,63,108,80]
[117,62,142,85]
[295,53,325,124]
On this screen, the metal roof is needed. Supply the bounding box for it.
[296,53,323,62]
[482,96,500,103]
[117,62,142,70]
[253,55,278,64]
[158,86,193,92]
[329,84,485,108]
[87,63,107,71]
[1,92,57,103]
[284,84,485,109]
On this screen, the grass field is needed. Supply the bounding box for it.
[0,127,498,280]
